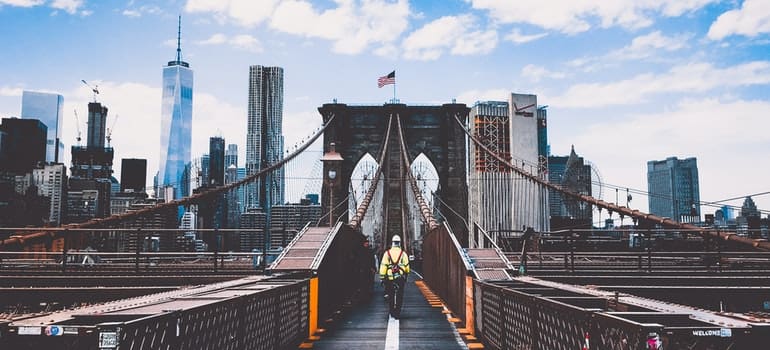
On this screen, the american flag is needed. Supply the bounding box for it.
[378,71,395,88]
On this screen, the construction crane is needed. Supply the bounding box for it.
[106,114,118,147]
[73,109,82,146]
[81,79,99,102]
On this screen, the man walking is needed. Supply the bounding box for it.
[379,235,410,318]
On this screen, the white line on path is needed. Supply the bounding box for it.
[385,315,399,350]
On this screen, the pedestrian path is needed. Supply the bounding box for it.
[307,276,467,350]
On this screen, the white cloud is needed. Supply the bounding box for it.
[505,28,548,44]
[553,61,770,108]
[270,0,410,54]
[122,9,140,18]
[608,31,690,60]
[197,33,262,53]
[60,81,246,193]
[122,5,162,18]
[0,0,85,14]
[566,31,691,73]
[186,0,411,55]
[197,33,228,45]
[229,34,262,52]
[568,98,770,213]
[521,64,566,82]
[0,0,44,7]
[185,0,278,27]
[708,0,770,40]
[50,0,82,14]
[402,15,497,60]
[0,86,23,97]
[470,0,717,34]
[454,88,510,105]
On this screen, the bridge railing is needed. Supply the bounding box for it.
[105,279,309,350]
[474,278,770,349]
[422,222,472,325]
[0,227,296,274]
[314,224,370,324]
[1,277,311,350]
[475,280,587,349]
[474,279,658,350]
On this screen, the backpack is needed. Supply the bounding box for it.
[387,249,403,275]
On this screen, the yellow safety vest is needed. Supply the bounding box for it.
[379,247,410,280]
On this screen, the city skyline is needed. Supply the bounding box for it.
[0,1,769,214]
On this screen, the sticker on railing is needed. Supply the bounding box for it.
[17,326,41,335]
[98,331,118,349]
[690,329,731,337]
[45,325,62,336]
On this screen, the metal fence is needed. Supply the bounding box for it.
[474,279,770,350]
[422,222,472,323]
[1,278,310,350]
[315,224,369,323]
[0,227,293,275]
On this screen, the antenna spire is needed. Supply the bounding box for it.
[176,15,182,64]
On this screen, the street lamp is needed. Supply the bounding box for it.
[321,142,344,227]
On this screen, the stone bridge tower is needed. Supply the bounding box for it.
[318,102,470,249]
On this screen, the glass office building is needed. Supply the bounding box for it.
[647,157,701,223]
[158,17,193,201]
[21,91,64,163]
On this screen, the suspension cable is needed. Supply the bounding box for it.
[453,113,770,251]
[2,114,336,248]
[317,194,352,227]
[593,181,770,215]
[349,115,392,230]
[396,115,438,230]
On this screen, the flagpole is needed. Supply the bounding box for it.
[393,77,396,103]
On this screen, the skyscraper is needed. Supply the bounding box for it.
[647,157,701,223]
[32,163,66,226]
[120,158,147,193]
[209,137,225,186]
[158,16,193,201]
[199,154,210,188]
[225,144,238,167]
[21,91,64,163]
[226,164,241,228]
[510,93,548,232]
[68,101,114,222]
[87,102,108,149]
[536,106,548,165]
[70,103,113,179]
[246,65,284,208]
[0,118,47,174]
[548,146,593,230]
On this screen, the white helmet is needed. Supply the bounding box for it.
[391,235,401,245]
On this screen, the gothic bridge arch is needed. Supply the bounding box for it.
[318,102,470,247]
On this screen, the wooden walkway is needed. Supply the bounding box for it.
[306,275,468,350]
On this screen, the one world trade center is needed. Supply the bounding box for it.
[158,16,193,202]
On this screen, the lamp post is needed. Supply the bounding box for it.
[321,142,344,227]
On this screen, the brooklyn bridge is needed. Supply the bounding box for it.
[2,102,769,350]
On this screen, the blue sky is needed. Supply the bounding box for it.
[1,0,769,218]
